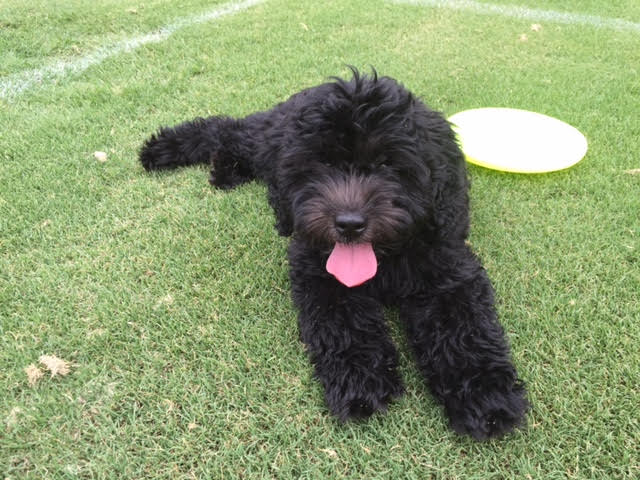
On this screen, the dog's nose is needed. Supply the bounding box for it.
[335,212,367,238]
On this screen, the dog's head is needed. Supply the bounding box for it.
[277,69,468,285]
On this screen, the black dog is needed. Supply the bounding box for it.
[139,69,528,440]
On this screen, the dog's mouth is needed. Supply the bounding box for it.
[326,242,377,287]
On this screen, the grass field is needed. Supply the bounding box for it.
[1,0,639,478]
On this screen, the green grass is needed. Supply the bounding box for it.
[1,0,639,478]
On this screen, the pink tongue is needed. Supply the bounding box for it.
[326,242,377,287]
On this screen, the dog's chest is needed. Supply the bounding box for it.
[367,254,428,303]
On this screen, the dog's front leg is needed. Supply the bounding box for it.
[401,246,528,440]
[289,244,404,421]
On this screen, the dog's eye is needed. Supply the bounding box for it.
[358,164,372,174]
[376,155,391,168]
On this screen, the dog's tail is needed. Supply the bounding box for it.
[139,116,256,189]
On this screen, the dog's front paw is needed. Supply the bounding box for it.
[446,380,529,440]
[323,366,404,421]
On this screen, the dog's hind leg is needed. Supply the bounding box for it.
[139,116,257,190]
[401,245,528,440]
[140,117,222,171]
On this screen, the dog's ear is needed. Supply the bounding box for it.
[430,154,470,241]
[414,109,471,241]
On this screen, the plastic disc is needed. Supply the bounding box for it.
[449,108,588,173]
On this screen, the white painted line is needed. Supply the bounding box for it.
[390,0,640,33]
[0,0,265,100]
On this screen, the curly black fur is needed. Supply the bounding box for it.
[139,68,528,440]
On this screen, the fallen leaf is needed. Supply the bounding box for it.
[87,328,106,338]
[519,33,528,42]
[319,448,338,458]
[155,294,174,308]
[25,364,44,386]
[6,407,22,428]
[163,399,176,412]
[94,151,108,162]
[39,354,71,378]
[531,23,542,32]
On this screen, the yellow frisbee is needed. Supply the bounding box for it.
[449,108,588,173]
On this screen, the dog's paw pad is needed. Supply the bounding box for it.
[449,385,529,440]
[332,386,403,422]
[345,399,376,419]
